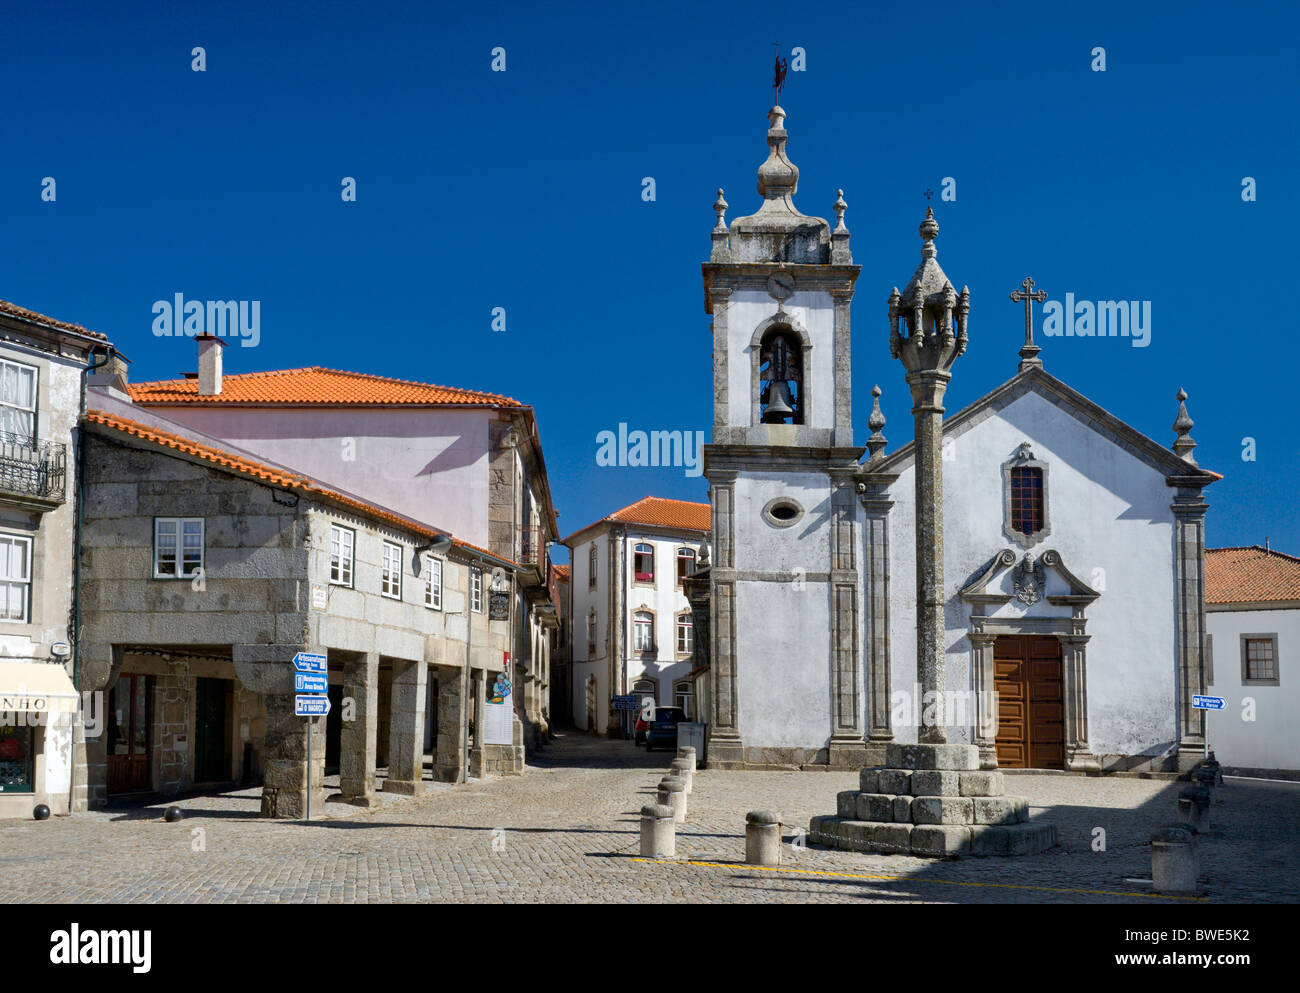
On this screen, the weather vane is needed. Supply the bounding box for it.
[773,43,787,102]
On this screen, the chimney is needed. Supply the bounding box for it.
[196,334,224,396]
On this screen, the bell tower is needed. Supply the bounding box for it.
[701,105,865,768]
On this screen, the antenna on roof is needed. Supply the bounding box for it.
[1265,536,1270,552]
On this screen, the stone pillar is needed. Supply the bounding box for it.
[860,485,896,765]
[434,665,465,783]
[970,632,999,769]
[469,668,486,779]
[339,652,379,806]
[606,535,624,736]
[828,474,864,767]
[1061,635,1101,772]
[384,658,427,795]
[1172,489,1210,769]
[261,692,325,819]
[707,471,743,766]
[710,287,733,434]
[906,368,952,745]
[831,288,855,446]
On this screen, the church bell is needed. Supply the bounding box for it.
[762,381,795,423]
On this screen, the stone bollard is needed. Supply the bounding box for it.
[658,776,687,823]
[669,758,693,794]
[640,804,676,858]
[745,810,783,866]
[1177,786,1211,833]
[1151,824,1199,896]
[676,746,697,773]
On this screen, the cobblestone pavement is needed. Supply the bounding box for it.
[1,733,1296,903]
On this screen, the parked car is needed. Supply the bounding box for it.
[645,707,687,752]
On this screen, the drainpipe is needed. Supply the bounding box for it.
[71,344,112,813]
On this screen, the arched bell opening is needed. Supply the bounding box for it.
[758,326,804,425]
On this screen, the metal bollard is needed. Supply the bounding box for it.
[745,810,783,866]
[669,758,693,794]
[640,804,676,858]
[676,746,697,773]
[1177,786,1211,833]
[657,776,687,823]
[1151,824,1199,896]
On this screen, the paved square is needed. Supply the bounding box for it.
[1,735,1295,903]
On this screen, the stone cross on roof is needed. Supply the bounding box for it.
[1009,276,1048,372]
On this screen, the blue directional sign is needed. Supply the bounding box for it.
[294,673,328,694]
[295,694,330,717]
[1192,695,1226,711]
[292,652,327,674]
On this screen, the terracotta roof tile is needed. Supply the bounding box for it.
[564,496,710,543]
[553,564,570,581]
[1205,546,1300,604]
[0,299,110,341]
[128,366,523,407]
[84,410,509,565]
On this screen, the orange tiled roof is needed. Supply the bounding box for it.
[128,366,522,407]
[1206,546,1300,604]
[564,496,711,543]
[84,410,509,564]
[553,564,570,581]
[0,299,110,340]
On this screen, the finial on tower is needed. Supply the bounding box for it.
[831,189,852,264]
[866,385,888,461]
[711,188,731,262]
[1172,389,1197,465]
[919,207,939,259]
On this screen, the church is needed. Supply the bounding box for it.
[694,105,1219,774]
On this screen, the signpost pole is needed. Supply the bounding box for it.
[306,719,312,822]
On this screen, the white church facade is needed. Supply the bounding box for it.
[697,106,1219,774]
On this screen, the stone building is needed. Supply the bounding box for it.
[697,106,1219,773]
[124,348,561,755]
[77,377,519,816]
[0,302,104,818]
[563,496,710,735]
[1204,544,1300,776]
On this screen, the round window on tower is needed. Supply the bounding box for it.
[762,497,805,529]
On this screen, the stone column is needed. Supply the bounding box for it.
[828,475,863,766]
[1172,488,1210,769]
[384,658,427,795]
[1060,635,1101,772]
[339,652,380,806]
[606,534,624,736]
[906,368,952,745]
[710,287,733,435]
[261,692,324,818]
[706,472,743,766]
[434,665,465,783]
[860,485,895,765]
[469,668,486,778]
[969,633,998,769]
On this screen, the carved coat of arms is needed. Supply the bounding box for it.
[1013,553,1046,605]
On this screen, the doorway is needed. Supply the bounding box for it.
[993,635,1065,769]
[194,677,232,784]
[108,674,154,794]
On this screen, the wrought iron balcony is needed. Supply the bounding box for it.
[0,433,67,509]
[517,524,549,587]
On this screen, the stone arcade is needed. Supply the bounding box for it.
[696,105,1220,826]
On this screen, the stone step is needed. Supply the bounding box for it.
[808,815,1056,858]
[836,791,1029,825]
[860,767,1005,797]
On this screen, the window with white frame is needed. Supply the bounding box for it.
[0,359,37,444]
[676,547,696,586]
[381,541,403,599]
[676,612,694,655]
[425,557,443,609]
[154,518,204,579]
[674,680,694,720]
[471,567,483,613]
[329,524,354,586]
[633,543,654,582]
[633,609,654,652]
[0,533,32,623]
[588,542,598,589]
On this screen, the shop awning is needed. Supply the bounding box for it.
[0,661,80,714]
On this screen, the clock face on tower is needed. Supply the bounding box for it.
[766,272,795,301]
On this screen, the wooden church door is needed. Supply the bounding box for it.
[993,635,1065,769]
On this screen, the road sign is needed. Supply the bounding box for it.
[294,673,328,694]
[612,694,639,711]
[1192,695,1226,711]
[293,652,327,674]
[295,694,330,717]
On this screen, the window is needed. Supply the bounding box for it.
[424,557,443,609]
[1009,466,1044,536]
[676,547,696,586]
[633,610,654,652]
[588,542,598,589]
[471,567,483,613]
[381,541,403,599]
[587,607,597,656]
[154,518,203,579]
[634,543,655,583]
[676,612,694,655]
[0,722,34,792]
[0,534,31,623]
[0,359,37,444]
[758,327,803,425]
[329,525,354,587]
[1242,635,1279,685]
[674,680,694,720]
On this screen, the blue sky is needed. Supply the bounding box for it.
[4,0,1296,557]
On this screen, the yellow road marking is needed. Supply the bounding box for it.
[631,858,1209,901]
